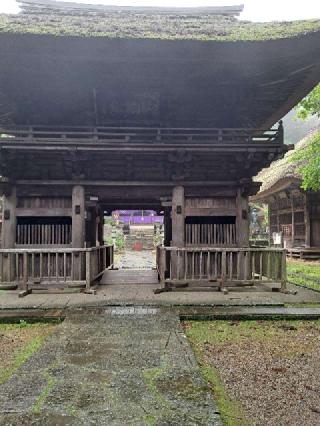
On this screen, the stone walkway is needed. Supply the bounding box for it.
[0,308,222,426]
[1,279,320,310]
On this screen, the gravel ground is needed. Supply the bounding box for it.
[115,249,156,269]
[186,320,320,426]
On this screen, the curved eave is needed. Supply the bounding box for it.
[251,177,302,202]
[0,30,319,128]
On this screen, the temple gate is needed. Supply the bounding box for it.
[0,2,319,292]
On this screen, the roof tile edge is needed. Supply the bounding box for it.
[17,0,244,16]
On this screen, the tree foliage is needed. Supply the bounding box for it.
[297,84,320,120]
[291,131,320,191]
[292,84,320,191]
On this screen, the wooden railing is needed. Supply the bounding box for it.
[0,245,114,291]
[156,246,286,290]
[0,124,283,146]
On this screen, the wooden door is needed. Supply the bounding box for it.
[311,219,320,247]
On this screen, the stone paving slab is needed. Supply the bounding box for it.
[1,280,320,311]
[2,306,320,321]
[0,308,222,426]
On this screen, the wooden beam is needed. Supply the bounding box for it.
[15,179,239,187]
[16,208,72,217]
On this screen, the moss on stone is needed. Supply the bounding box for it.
[31,370,56,414]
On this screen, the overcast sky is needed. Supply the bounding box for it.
[1,0,320,22]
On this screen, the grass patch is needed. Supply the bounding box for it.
[199,363,247,426]
[143,367,168,407]
[287,260,320,292]
[0,322,56,385]
[31,370,56,414]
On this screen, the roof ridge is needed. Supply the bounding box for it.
[18,0,244,16]
[254,129,320,196]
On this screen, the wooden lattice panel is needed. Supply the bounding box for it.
[185,223,236,246]
[281,224,292,237]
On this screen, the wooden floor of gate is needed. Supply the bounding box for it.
[100,269,159,285]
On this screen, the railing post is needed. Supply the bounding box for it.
[267,250,271,280]
[281,249,287,292]
[23,252,28,291]
[86,250,91,290]
[221,250,227,290]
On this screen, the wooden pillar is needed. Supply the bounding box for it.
[236,188,249,247]
[291,196,295,248]
[305,192,311,248]
[171,186,185,247]
[276,198,280,234]
[97,208,104,246]
[2,187,16,249]
[267,204,271,246]
[1,187,17,287]
[171,186,185,281]
[163,207,172,248]
[72,185,85,248]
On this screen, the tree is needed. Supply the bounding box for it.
[291,84,320,191]
[291,131,320,191]
[296,84,320,120]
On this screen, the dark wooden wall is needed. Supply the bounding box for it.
[268,189,320,248]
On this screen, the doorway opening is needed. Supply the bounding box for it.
[104,210,164,270]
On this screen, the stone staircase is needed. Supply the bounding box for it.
[125,227,155,250]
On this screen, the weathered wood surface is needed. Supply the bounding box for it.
[16,223,72,245]
[0,245,114,291]
[257,186,320,250]
[185,223,236,246]
[101,269,159,285]
[157,246,287,290]
[0,125,283,146]
[72,185,85,248]
[2,188,16,249]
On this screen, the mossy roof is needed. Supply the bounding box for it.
[254,131,319,196]
[0,4,320,41]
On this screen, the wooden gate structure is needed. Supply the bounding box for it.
[0,2,320,291]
